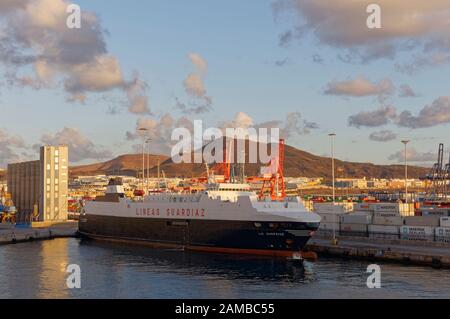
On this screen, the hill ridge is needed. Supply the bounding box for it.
[69,142,429,179]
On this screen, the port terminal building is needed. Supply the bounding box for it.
[7,146,68,222]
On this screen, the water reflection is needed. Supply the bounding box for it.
[77,239,311,298]
[0,238,449,298]
[83,240,306,278]
[0,239,70,298]
[37,239,70,298]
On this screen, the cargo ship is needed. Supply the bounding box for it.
[78,178,321,258]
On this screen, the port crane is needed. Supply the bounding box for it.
[444,152,450,201]
[424,143,450,201]
[205,138,287,200]
[257,139,286,201]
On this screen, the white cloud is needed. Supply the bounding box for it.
[126,114,194,155]
[177,52,212,113]
[273,0,450,65]
[388,147,437,163]
[348,106,397,128]
[188,53,208,74]
[126,73,151,114]
[221,112,254,129]
[0,0,150,114]
[349,97,450,129]
[64,55,124,93]
[324,76,394,98]
[184,73,206,98]
[0,129,27,167]
[221,111,318,139]
[40,127,112,162]
[397,97,450,129]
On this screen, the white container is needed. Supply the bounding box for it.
[318,213,341,223]
[368,224,399,234]
[369,232,399,240]
[319,222,339,231]
[435,227,450,243]
[440,217,450,227]
[374,211,400,218]
[404,216,440,227]
[372,216,404,226]
[370,203,399,213]
[341,213,372,225]
[422,208,450,216]
[314,203,347,214]
[340,223,368,233]
[400,226,434,241]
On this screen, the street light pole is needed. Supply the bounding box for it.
[401,140,410,203]
[146,138,152,194]
[329,133,336,203]
[138,128,148,195]
[328,133,337,245]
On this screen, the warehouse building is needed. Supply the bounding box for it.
[7,145,68,222]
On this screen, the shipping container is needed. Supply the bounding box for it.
[372,216,404,226]
[340,213,372,225]
[370,203,399,212]
[318,222,339,231]
[313,203,348,214]
[404,216,441,227]
[369,232,399,240]
[440,217,450,227]
[400,226,434,241]
[435,227,450,243]
[317,213,341,223]
[369,202,413,214]
[368,224,399,234]
[374,211,400,218]
[353,203,371,211]
[340,223,368,233]
[422,209,450,217]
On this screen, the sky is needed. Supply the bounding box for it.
[1,0,450,168]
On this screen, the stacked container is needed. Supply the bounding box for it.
[400,226,434,242]
[314,203,344,233]
[340,213,371,236]
[435,227,450,243]
[404,216,441,227]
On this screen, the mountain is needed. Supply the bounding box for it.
[70,154,169,177]
[69,140,430,179]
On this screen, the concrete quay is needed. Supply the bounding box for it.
[0,221,79,245]
[306,236,450,268]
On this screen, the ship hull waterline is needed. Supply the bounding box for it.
[78,215,319,259]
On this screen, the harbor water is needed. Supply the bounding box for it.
[0,238,449,299]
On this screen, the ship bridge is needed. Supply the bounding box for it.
[205,183,257,202]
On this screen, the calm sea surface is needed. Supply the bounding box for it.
[0,238,449,299]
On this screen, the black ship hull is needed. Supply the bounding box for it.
[78,214,319,257]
